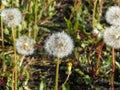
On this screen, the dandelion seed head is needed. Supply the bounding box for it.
[45,32,74,58]
[15,35,34,55]
[104,26,120,49]
[106,6,120,25]
[1,8,22,27]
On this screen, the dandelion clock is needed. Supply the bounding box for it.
[105,6,120,25]
[45,31,74,90]
[1,8,22,27]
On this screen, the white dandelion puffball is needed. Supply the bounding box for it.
[45,32,74,58]
[104,26,120,49]
[1,8,22,27]
[15,36,34,55]
[106,6,120,25]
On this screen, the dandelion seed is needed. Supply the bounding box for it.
[15,35,34,55]
[106,6,120,25]
[103,26,120,49]
[45,32,74,58]
[1,8,22,27]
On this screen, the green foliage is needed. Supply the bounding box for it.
[1,0,120,90]
[39,80,46,90]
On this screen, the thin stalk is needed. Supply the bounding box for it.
[62,74,71,86]
[111,48,115,90]
[12,70,15,90]
[95,42,104,75]
[1,16,4,49]
[62,62,72,86]
[1,15,5,73]
[28,24,32,37]
[92,0,98,29]
[55,58,60,90]
[34,0,38,40]
[19,55,25,67]
[117,0,120,6]
[12,27,17,90]
[95,51,101,75]
[98,0,104,22]
[11,0,14,7]
[69,0,82,20]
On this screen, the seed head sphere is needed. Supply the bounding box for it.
[104,26,120,49]
[15,35,34,55]
[106,6,120,25]
[45,32,74,58]
[1,8,22,27]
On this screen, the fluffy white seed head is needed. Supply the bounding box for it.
[104,26,120,49]
[105,6,120,25]
[45,32,74,58]
[15,35,34,55]
[1,8,22,27]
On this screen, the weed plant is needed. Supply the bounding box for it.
[0,0,120,90]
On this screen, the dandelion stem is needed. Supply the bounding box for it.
[92,0,98,29]
[98,0,104,22]
[62,73,71,86]
[12,70,15,90]
[111,48,115,90]
[11,0,14,7]
[1,16,4,49]
[34,0,38,40]
[19,55,25,67]
[117,0,120,6]
[28,24,31,37]
[1,13,6,73]
[12,27,17,90]
[55,58,60,90]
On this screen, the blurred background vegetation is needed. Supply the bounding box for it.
[0,0,120,90]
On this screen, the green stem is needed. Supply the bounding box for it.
[1,14,5,73]
[92,0,98,29]
[19,55,25,67]
[11,0,13,7]
[28,24,31,37]
[62,73,71,87]
[12,27,17,90]
[12,70,15,90]
[55,58,60,90]
[111,48,115,90]
[98,0,103,22]
[34,0,38,40]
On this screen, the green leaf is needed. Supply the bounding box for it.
[39,80,46,90]
[115,61,120,70]
[75,69,85,76]
[4,28,9,35]
[62,85,67,90]
[62,84,70,90]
